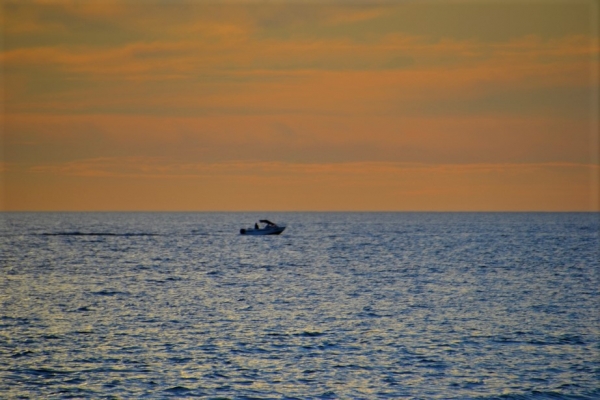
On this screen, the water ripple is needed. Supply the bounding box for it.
[1,212,598,398]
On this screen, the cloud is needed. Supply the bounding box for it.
[2,29,595,128]
[324,7,387,25]
[13,158,595,211]
[27,156,597,179]
[3,27,595,77]
[2,1,597,211]
[3,4,596,120]
[3,112,592,168]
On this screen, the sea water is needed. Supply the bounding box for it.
[1,212,598,399]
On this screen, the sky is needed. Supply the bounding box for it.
[1,0,599,211]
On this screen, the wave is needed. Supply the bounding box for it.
[477,390,600,400]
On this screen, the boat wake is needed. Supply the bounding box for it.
[36,232,159,237]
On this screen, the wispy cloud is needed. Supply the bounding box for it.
[28,156,598,179]
[2,1,597,211]
[3,32,595,76]
[18,158,596,211]
[4,112,592,166]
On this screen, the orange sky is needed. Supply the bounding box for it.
[1,1,599,211]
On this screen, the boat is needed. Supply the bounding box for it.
[240,219,286,235]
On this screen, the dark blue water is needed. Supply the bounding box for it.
[1,212,598,399]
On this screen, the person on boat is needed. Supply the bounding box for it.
[255,223,259,229]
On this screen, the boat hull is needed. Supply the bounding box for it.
[240,226,285,235]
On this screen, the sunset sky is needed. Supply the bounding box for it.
[1,0,598,211]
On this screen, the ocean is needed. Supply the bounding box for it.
[1,212,598,399]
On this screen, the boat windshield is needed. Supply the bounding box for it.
[259,219,277,226]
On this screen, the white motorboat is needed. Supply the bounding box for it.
[240,219,286,235]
